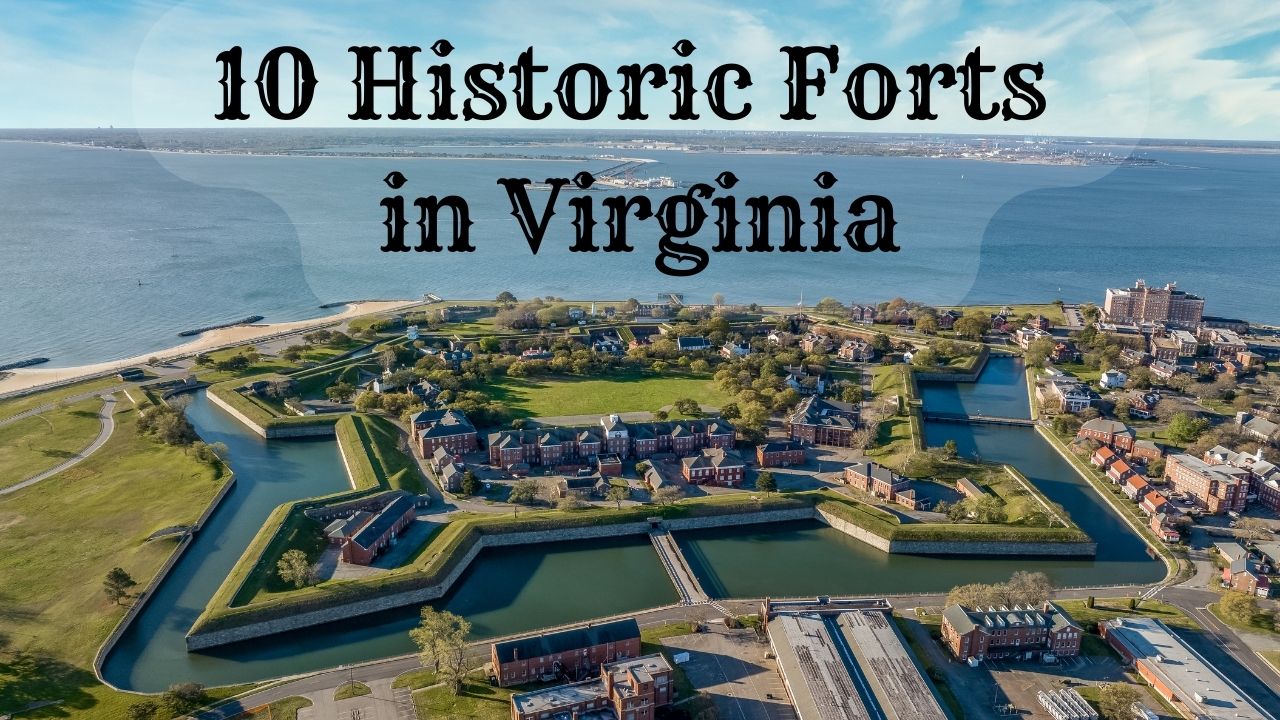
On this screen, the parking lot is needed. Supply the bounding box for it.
[983,655,1173,720]
[660,626,797,720]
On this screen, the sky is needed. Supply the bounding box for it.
[0,0,1278,140]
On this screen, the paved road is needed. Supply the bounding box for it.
[1,393,117,496]
[0,384,126,427]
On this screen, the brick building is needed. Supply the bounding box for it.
[490,618,641,687]
[331,493,417,565]
[411,409,478,457]
[509,654,673,720]
[682,448,745,486]
[941,602,1082,662]
[787,395,860,447]
[488,415,734,468]
[1076,418,1136,452]
[1103,280,1204,327]
[756,440,805,468]
[844,461,916,507]
[1164,453,1249,514]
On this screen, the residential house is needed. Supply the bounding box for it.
[675,336,711,352]
[848,304,878,323]
[1216,541,1276,598]
[491,618,641,687]
[756,441,805,468]
[787,395,859,447]
[1208,329,1248,359]
[1149,335,1180,363]
[1053,341,1083,364]
[1148,360,1181,381]
[1119,348,1152,367]
[1091,446,1118,469]
[941,602,1082,662]
[837,338,876,362]
[681,448,745,486]
[1236,412,1279,444]
[720,341,751,359]
[1131,439,1163,463]
[1128,391,1161,419]
[1038,377,1093,414]
[799,333,834,354]
[1015,326,1052,349]
[783,365,828,395]
[1099,369,1128,389]
[1108,458,1137,485]
[1139,491,1170,517]
[1149,513,1182,542]
[1122,474,1151,501]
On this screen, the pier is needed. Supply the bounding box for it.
[922,411,1037,427]
[648,527,709,605]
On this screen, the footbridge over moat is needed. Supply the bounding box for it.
[923,411,1038,427]
[648,526,709,605]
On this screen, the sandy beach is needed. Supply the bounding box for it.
[0,300,421,397]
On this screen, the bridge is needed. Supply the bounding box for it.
[923,412,1038,427]
[648,527,709,605]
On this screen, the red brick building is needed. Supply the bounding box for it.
[510,653,673,720]
[488,415,734,468]
[941,602,1082,662]
[844,460,916,507]
[787,396,860,447]
[336,494,416,565]
[1076,419,1136,452]
[490,618,641,687]
[681,448,745,486]
[1164,453,1249,514]
[411,409,478,457]
[756,440,805,468]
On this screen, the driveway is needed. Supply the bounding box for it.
[1,393,117,496]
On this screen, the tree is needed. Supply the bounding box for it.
[1096,683,1143,720]
[607,485,631,509]
[1025,337,1056,367]
[326,381,357,403]
[914,314,938,335]
[103,567,137,604]
[1237,517,1270,544]
[276,549,312,589]
[1146,456,1165,478]
[814,297,845,313]
[411,607,472,693]
[1167,412,1209,444]
[1003,571,1053,604]
[910,347,938,368]
[674,398,702,416]
[1153,398,1183,422]
[496,291,517,305]
[354,391,383,413]
[280,344,305,363]
[969,495,1008,524]
[754,470,778,495]
[460,470,482,496]
[557,495,584,510]
[161,683,208,715]
[508,479,539,506]
[652,486,684,506]
[712,292,725,307]
[719,401,741,420]
[1218,593,1259,626]
[953,311,992,340]
[840,385,864,404]
[942,439,958,459]
[689,358,710,374]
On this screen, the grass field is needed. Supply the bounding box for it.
[945,303,1067,326]
[0,397,105,482]
[1055,598,1199,631]
[194,346,296,384]
[334,682,371,701]
[1208,600,1278,636]
[412,679,515,720]
[0,403,230,718]
[485,371,733,419]
[0,376,122,420]
[239,696,313,720]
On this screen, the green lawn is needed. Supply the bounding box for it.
[1055,598,1199,631]
[334,682,371,701]
[1054,362,1102,385]
[239,696,313,720]
[412,680,515,720]
[486,371,733,419]
[392,668,438,690]
[0,403,231,718]
[194,346,296,384]
[1208,600,1278,636]
[0,397,105,482]
[945,303,1066,326]
[0,376,122,420]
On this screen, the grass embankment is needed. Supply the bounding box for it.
[816,493,1089,544]
[0,400,232,718]
[486,370,733,419]
[0,397,106,482]
[945,303,1067,326]
[334,681,372,701]
[194,494,816,637]
[226,414,424,606]
[867,365,918,470]
[206,378,342,430]
[1208,600,1278,636]
[1056,598,1199,632]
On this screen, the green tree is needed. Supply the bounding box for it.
[814,297,844,313]
[161,683,208,715]
[460,470,481,496]
[910,348,938,367]
[326,381,357,403]
[280,344,306,363]
[276,549,312,589]
[690,358,711,373]
[719,401,741,420]
[508,479,539,506]
[411,607,472,693]
[1167,412,1209,444]
[1096,683,1143,720]
[755,471,777,495]
[103,567,137,604]
[914,314,939,335]
[496,291,517,304]
[674,398,703,416]
[1217,593,1259,626]
[942,439,958,459]
[126,701,158,720]
[652,486,684,506]
[607,485,631,509]
[1025,337,1056,367]
[953,311,992,340]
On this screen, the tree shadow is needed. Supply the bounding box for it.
[0,651,100,718]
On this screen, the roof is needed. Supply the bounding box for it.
[1102,617,1271,720]
[492,618,640,664]
[1080,418,1135,437]
[349,494,416,550]
[676,336,710,350]
[759,440,802,453]
[411,409,476,438]
[682,447,744,470]
[788,395,859,428]
[943,602,1080,636]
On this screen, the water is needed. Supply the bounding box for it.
[99,391,676,692]
[680,356,1163,597]
[2,139,1278,367]
[103,357,1162,690]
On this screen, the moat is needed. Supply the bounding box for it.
[100,356,1164,692]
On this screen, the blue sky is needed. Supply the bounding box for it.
[1,0,1278,139]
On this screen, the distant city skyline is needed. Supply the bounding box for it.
[2,0,1279,141]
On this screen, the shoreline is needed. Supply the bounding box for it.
[0,299,420,398]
